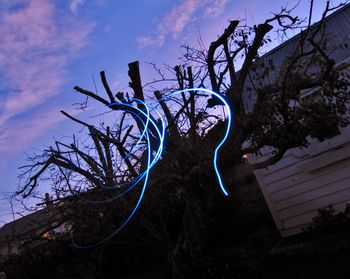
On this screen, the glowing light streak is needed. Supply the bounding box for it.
[72,99,165,248]
[68,88,232,248]
[152,88,232,196]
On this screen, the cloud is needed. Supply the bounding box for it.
[137,0,230,49]
[0,107,87,173]
[204,0,229,18]
[0,0,94,155]
[69,0,85,13]
[0,109,66,155]
[137,35,165,49]
[161,0,199,38]
[0,106,86,170]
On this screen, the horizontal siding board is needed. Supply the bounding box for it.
[253,170,284,230]
[298,144,350,172]
[271,159,350,201]
[275,175,350,210]
[261,153,301,174]
[279,187,350,220]
[266,141,350,189]
[257,133,350,181]
[259,153,304,181]
[282,210,317,230]
[248,5,350,237]
[263,165,302,188]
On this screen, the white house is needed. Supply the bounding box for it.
[247,4,350,237]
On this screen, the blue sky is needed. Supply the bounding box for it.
[0,0,343,224]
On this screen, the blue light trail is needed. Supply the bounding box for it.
[69,88,232,248]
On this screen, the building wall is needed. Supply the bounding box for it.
[253,126,350,236]
[247,4,350,236]
[243,4,350,111]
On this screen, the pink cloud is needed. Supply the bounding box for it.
[161,0,198,38]
[0,106,87,169]
[137,0,231,49]
[0,109,65,154]
[70,0,86,13]
[204,0,229,18]
[0,107,92,175]
[0,0,94,138]
[137,34,165,49]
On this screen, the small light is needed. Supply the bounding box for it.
[242,154,248,163]
[42,231,50,239]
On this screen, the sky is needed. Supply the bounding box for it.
[0,0,344,224]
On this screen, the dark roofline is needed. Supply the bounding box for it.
[0,208,48,240]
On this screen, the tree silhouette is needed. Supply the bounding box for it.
[14,1,350,278]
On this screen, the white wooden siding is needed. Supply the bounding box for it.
[253,130,350,237]
[246,4,350,237]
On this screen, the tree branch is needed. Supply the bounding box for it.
[100,71,116,103]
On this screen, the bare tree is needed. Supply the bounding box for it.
[16,60,221,276]
[181,0,350,169]
[14,2,350,278]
